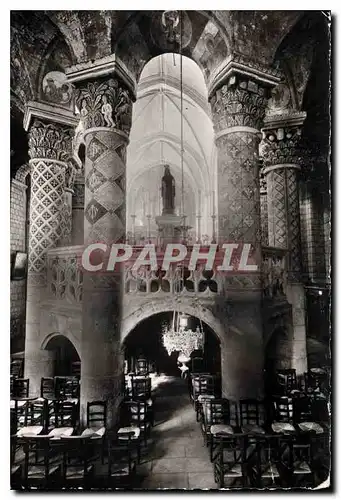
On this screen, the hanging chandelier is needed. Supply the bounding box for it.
[160,11,204,361]
[162,312,205,359]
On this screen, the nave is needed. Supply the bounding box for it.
[11,370,330,490]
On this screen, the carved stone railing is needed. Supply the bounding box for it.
[46,246,84,305]
[45,246,221,306]
[124,264,221,295]
[261,246,288,300]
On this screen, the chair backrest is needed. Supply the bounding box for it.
[276,369,297,394]
[54,401,77,428]
[136,358,148,376]
[253,434,281,472]
[21,436,53,486]
[203,399,230,426]
[71,361,81,378]
[55,377,80,400]
[87,401,107,429]
[11,359,23,379]
[57,436,91,481]
[41,377,55,399]
[124,400,148,427]
[239,399,264,426]
[107,435,135,476]
[192,375,215,400]
[27,399,48,431]
[273,396,294,423]
[191,357,204,373]
[12,378,29,398]
[293,395,313,423]
[217,433,247,466]
[131,377,151,399]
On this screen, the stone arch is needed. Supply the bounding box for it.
[41,331,81,359]
[121,297,226,348]
[14,164,31,184]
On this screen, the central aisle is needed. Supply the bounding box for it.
[139,376,217,490]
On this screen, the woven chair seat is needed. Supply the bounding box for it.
[298,421,324,434]
[81,427,106,438]
[293,461,311,474]
[27,465,59,478]
[241,424,265,435]
[224,463,242,477]
[271,422,295,434]
[211,424,234,436]
[117,426,140,439]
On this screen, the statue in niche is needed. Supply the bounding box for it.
[161,165,176,215]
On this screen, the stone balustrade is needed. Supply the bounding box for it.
[46,246,220,306]
[46,245,84,304]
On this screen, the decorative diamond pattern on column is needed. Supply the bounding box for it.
[84,129,128,244]
[28,160,65,273]
[216,132,260,242]
[84,199,108,224]
[87,136,109,162]
[267,169,287,248]
[286,168,302,278]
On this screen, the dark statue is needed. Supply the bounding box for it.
[161,165,176,215]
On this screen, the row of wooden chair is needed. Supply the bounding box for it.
[11,376,80,400]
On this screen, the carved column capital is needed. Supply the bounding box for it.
[260,112,308,169]
[28,119,74,162]
[74,77,133,136]
[210,74,269,133]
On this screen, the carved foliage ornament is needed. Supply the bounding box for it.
[75,78,132,134]
[210,78,268,131]
[260,126,310,168]
[28,119,74,162]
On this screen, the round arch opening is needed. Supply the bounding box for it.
[122,311,221,377]
[44,334,80,377]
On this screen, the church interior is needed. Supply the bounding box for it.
[10,10,331,490]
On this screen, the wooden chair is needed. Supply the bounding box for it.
[105,434,137,489]
[40,378,55,400]
[55,376,80,400]
[26,399,49,432]
[81,401,107,463]
[192,374,217,419]
[213,433,248,488]
[54,400,77,429]
[201,398,231,461]
[288,442,314,487]
[130,377,154,426]
[57,436,94,490]
[135,358,149,376]
[12,378,29,398]
[11,359,23,379]
[276,369,297,396]
[21,435,61,490]
[239,399,265,434]
[251,434,282,488]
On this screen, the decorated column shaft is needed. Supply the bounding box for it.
[73,68,134,427]
[23,104,77,396]
[261,112,307,373]
[209,64,279,400]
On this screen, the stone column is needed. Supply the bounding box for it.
[23,103,77,396]
[261,112,308,374]
[259,168,269,246]
[72,68,134,427]
[209,65,280,400]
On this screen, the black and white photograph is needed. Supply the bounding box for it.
[8,8,331,491]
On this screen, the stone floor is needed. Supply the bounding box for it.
[137,375,218,490]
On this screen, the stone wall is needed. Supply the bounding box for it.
[10,179,28,353]
[299,180,329,284]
